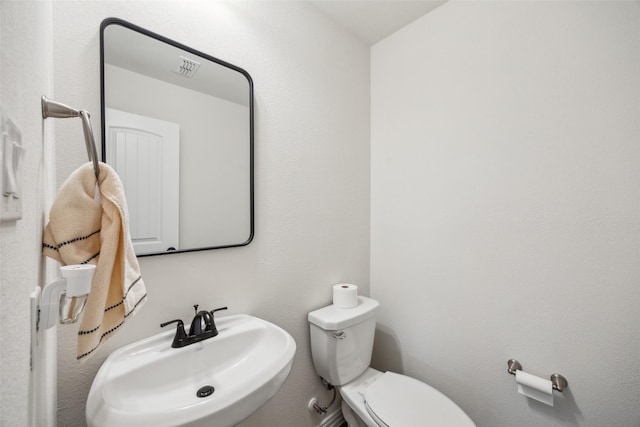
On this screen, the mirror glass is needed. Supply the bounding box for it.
[100,18,253,256]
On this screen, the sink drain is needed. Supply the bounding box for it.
[197,385,215,398]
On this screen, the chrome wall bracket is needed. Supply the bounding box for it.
[41,96,100,180]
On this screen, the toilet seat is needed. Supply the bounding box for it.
[363,372,475,427]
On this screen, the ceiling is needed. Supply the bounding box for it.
[308,0,447,45]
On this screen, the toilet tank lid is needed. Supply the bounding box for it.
[308,296,379,330]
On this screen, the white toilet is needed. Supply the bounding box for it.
[308,296,475,427]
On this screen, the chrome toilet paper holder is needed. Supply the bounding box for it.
[507,359,568,392]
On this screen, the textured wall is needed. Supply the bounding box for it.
[52,1,370,426]
[0,1,55,425]
[0,1,54,425]
[371,1,640,426]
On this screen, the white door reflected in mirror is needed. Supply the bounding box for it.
[106,108,180,254]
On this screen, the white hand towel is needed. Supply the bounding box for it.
[43,162,147,363]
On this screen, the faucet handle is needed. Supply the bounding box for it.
[206,307,228,336]
[160,318,184,329]
[204,307,227,332]
[210,306,228,316]
[160,319,187,348]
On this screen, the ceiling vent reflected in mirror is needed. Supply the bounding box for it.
[174,56,201,78]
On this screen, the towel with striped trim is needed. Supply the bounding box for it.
[43,162,147,363]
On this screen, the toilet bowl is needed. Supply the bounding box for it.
[308,296,475,427]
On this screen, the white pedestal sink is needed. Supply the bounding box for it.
[86,314,296,427]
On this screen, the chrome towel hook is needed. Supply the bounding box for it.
[41,96,100,181]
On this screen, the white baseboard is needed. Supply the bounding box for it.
[318,405,345,427]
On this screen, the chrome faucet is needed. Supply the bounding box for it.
[160,305,228,348]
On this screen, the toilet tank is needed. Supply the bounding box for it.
[308,296,379,386]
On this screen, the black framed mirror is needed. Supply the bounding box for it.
[100,18,254,256]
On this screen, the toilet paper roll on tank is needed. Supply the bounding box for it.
[332,283,358,308]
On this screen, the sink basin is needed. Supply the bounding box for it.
[86,314,296,427]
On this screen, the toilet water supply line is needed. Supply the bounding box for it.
[310,381,337,415]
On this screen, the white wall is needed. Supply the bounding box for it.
[0,1,54,425]
[371,1,640,426]
[52,1,370,426]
